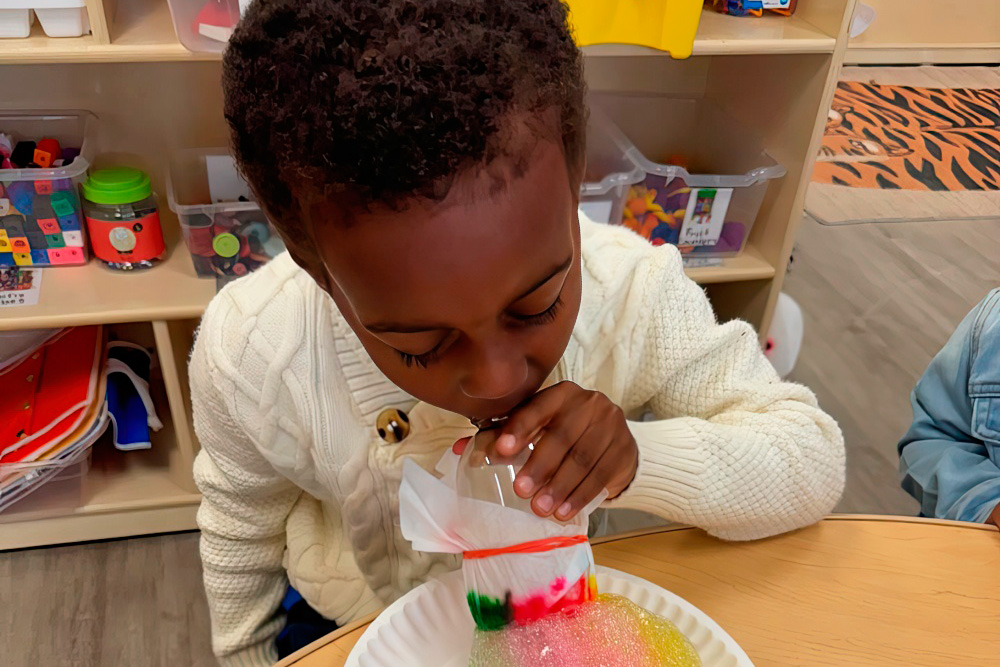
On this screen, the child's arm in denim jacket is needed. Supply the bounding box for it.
[898,289,1000,524]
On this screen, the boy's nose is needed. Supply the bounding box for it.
[459,344,529,404]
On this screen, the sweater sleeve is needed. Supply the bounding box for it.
[191,301,302,667]
[606,249,845,541]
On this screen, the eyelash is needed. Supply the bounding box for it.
[396,296,565,369]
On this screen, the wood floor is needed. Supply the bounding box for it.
[2,214,998,666]
[786,214,1000,515]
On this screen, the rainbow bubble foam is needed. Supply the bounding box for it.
[469,593,702,667]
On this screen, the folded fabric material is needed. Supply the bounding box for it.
[0,328,64,373]
[0,402,108,512]
[105,342,163,451]
[0,326,103,464]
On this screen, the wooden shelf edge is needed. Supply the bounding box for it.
[846,45,1000,65]
[0,306,209,331]
[685,245,776,285]
[0,501,198,551]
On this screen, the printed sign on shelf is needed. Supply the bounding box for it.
[0,268,42,308]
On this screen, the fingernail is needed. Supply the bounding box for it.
[536,494,553,513]
[515,476,535,496]
[556,502,572,519]
[496,434,515,453]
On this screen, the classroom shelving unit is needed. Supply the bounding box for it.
[846,0,1000,65]
[0,0,859,550]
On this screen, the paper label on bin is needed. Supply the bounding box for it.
[678,187,732,247]
[579,200,614,225]
[762,0,792,8]
[206,155,253,203]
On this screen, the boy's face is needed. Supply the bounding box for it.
[314,140,582,422]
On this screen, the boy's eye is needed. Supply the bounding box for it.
[394,294,565,370]
[509,294,564,327]
[396,347,442,369]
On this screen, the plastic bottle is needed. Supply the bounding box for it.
[455,419,537,514]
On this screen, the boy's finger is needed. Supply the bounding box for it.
[554,447,617,521]
[514,428,572,499]
[451,436,472,455]
[495,384,571,456]
[534,427,612,517]
[514,414,591,497]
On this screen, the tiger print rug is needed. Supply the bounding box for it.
[807,66,1000,225]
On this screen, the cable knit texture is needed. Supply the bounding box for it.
[190,216,845,665]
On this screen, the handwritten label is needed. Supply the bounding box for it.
[678,188,732,248]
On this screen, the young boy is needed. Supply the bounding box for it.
[192,1,845,663]
[899,289,1000,527]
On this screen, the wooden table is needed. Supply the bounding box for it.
[277,516,999,667]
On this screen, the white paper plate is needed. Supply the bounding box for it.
[346,566,753,666]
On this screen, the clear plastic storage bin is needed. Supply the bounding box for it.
[0,110,96,267]
[0,1,90,38]
[167,148,285,279]
[167,0,248,53]
[590,93,786,257]
[0,445,91,516]
[579,106,644,226]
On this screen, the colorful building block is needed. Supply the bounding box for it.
[12,252,31,266]
[0,199,8,216]
[50,191,76,217]
[0,253,13,266]
[62,230,84,247]
[4,182,33,214]
[9,237,30,254]
[57,212,81,231]
[10,141,35,168]
[34,180,54,195]
[1,215,26,236]
[34,138,60,168]
[33,148,54,168]
[48,247,84,264]
[37,218,60,234]
[45,233,65,248]
[0,232,10,253]
[26,233,48,249]
[30,250,48,264]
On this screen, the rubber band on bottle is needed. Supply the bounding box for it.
[462,534,588,560]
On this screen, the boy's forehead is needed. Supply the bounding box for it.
[316,141,576,321]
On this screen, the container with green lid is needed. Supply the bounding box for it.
[82,167,165,271]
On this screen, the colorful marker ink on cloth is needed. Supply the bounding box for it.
[398,423,702,665]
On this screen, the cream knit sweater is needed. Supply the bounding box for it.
[190,216,845,666]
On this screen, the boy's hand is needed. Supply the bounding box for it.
[491,381,638,521]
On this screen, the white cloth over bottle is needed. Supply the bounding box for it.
[400,454,605,628]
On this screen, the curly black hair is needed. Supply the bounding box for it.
[223,0,585,254]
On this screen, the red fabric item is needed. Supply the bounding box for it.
[0,326,103,464]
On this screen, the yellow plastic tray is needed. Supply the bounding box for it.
[566,0,703,59]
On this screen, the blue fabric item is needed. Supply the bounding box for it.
[276,586,338,659]
[105,344,155,451]
[899,289,1000,523]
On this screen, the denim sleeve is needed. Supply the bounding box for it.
[898,292,1000,523]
